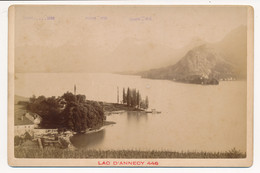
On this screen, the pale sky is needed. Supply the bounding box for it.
[14,5,248,73]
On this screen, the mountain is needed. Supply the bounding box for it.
[15,24,246,75]
[139,44,238,85]
[16,38,204,73]
[213,25,247,78]
[15,95,29,104]
[136,25,247,85]
[110,37,206,73]
[114,26,247,76]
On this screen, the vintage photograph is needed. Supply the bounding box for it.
[8,5,253,167]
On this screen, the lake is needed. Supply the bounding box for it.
[15,73,247,152]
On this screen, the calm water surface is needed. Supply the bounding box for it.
[15,73,247,152]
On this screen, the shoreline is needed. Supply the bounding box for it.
[82,121,116,134]
[14,96,153,152]
[102,102,145,113]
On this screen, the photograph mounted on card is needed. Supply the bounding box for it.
[8,5,254,167]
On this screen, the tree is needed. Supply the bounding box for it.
[76,94,86,103]
[125,87,146,108]
[26,92,105,132]
[132,89,137,107]
[61,95,105,133]
[123,88,126,104]
[29,94,36,103]
[62,92,76,102]
[140,99,146,110]
[27,95,62,128]
[145,96,149,109]
[137,91,140,108]
[127,88,131,106]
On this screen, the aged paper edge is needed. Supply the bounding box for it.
[7,5,254,167]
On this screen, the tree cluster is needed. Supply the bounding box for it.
[26,95,61,128]
[26,92,105,133]
[60,92,105,132]
[122,88,149,109]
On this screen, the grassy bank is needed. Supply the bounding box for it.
[15,147,246,158]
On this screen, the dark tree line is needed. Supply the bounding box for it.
[26,95,61,128]
[122,87,149,109]
[26,92,105,133]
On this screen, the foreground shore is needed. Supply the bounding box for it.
[14,147,245,158]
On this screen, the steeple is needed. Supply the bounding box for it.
[74,84,76,95]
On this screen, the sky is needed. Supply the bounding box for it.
[14,5,248,73]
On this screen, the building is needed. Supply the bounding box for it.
[14,105,43,136]
[25,112,42,128]
[14,104,59,140]
[14,110,35,136]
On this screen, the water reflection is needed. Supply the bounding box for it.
[16,73,247,152]
[70,130,105,148]
[127,111,148,124]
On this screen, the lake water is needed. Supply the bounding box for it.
[15,73,247,152]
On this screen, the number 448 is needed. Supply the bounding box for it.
[147,161,158,165]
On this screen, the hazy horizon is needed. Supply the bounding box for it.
[14,6,247,73]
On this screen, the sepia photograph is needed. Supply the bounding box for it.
[8,5,253,167]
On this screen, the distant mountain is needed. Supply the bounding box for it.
[213,25,247,78]
[138,44,238,85]
[15,95,29,104]
[135,25,247,85]
[110,37,206,72]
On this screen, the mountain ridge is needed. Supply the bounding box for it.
[138,44,239,85]
[132,25,247,85]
